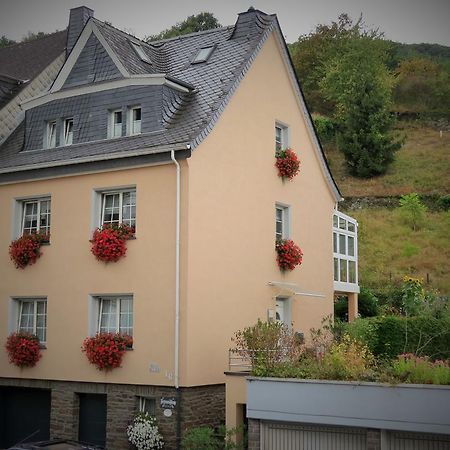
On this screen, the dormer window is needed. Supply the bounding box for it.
[46,121,57,149]
[130,41,152,65]
[109,109,123,138]
[192,46,215,64]
[63,118,74,146]
[128,107,141,135]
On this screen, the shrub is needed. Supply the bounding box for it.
[182,426,244,450]
[127,413,163,450]
[275,239,303,271]
[399,193,426,230]
[9,233,48,269]
[275,149,301,180]
[334,287,379,320]
[5,332,42,368]
[391,354,450,385]
[231,319,304,374]
[91,223,134,263]
[82,332,133,370]
[437,194,450,211]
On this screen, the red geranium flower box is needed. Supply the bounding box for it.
[275,149,301,180]
[5,332,42,368]
[276,239,303,271]
[82,332,133,371]
[9,233,49,269]
[91,224,135,263]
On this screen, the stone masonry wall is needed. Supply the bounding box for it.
[0,378,225,450]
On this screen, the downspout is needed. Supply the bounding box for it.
[170,150,181,449]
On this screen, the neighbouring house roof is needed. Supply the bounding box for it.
[0,30,67,81]
[0,9,341,199]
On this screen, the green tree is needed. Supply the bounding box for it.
[0,35,16,48]
[145,12,220,42]
[21,31,56,42]
[321,37,402,177]
[399,193,426,231]
[290,14,386,114]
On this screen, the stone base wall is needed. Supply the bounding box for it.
[0,378,225,450]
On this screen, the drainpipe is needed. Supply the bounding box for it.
[170,150,181,449]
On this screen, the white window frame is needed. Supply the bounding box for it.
[128,106,141,136]
[100,189,136,229]
[46,120,57,149]
[275,121,289,152]
[333,210,359,293]
[275,203,290,241]
[63,118,74,146]
[108,109,123,139]
[94,295,133,337]
[14,298,47,345]
[20,197,51,237]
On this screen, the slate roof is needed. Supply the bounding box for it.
[0,9,341,199]
[0,30,67,81]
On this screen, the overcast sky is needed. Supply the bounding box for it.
[1,0,449,46]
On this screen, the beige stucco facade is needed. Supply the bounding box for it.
[0,32,336,389]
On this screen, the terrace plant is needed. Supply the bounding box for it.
[127,413,164,450]
[275,239,303,271]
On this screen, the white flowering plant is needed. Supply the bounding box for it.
[127,413,164,450]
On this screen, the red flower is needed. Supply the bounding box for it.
[275,239,303,271]
[275,149,301,180]
[91,224,134,263]
[5,332,42,367]
[82,332,133,371]
[9,233,49,269]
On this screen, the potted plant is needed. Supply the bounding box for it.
[5,332,42,368]
[82,332,133,371]
[127,413,164,450]
[90,224,134,263]
[9,233,49,269]
[275,149,301,180]
[276,239,303,271]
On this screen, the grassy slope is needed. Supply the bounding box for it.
[324,122,450,293]
[325,123,450,197]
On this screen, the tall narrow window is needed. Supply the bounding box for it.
[129,107,141,135]
[63,118,73,145]
[101,190,136,229]
[109,110,123,138]
[46,121,57,148]
[275,204,290,240]
[275,123,288,152]
[21,198,51,237]
[17,298,47,344]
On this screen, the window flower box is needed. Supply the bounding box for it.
[82,332,133,371]
[276,239,303,271]
[275,149,300,181]
[90,223,135,263]
[9,233,49,269]
[5,332,42,368]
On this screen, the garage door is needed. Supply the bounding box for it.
[0,387,51,448]
[389,431,450,450]
[261,421,367,450]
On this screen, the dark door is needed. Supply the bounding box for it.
[78,393,107,447]
[0,387,51,448]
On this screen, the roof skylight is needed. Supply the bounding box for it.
[192,46,215,64]
[130,41,152,65]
